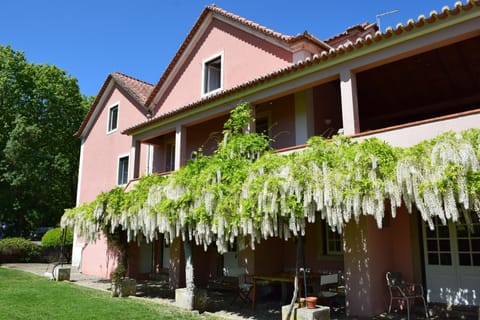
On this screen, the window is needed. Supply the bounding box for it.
[118,156,129,185]
[326,226,343,255]
[108,104,119,132]
[255,115,270,136]
[456,213,480,266]
[165,142,175,172]
[203,55,222,94]
[425,217,453,265]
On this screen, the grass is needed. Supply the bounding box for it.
[0,267,217,320]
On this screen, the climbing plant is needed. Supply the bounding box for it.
[61,102,480,254]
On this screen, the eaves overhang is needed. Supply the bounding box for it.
[123,1,480,137]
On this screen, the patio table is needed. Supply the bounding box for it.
[252,272,321,309]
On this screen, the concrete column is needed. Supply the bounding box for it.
[294,89,315,145]
[169,238,185,290]
[340,69,360,135]
[343,215,394,317]
[175,125,186,169]
[72,138,85,269]
[130,138,141,179]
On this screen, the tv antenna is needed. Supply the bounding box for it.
[376,9,399,31]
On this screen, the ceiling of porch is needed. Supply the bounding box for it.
[357,35,480,132]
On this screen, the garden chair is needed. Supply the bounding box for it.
[231,274,253,304]
[317,273,340,308]
[386,271,428,319]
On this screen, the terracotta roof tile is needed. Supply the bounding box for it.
[75,72,153,137]
[112,72,154,106]
[144,4,330,108]
[325,22,378,49]
[207,4,293,42]
[124,0,479,135]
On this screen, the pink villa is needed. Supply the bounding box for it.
[71,2,480,317]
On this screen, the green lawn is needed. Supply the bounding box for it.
[0,267,217,320]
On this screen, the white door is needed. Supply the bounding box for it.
[138,241,153,274]
[223,241,241,276]
[423,213,480,306]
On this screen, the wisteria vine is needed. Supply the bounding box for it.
[61,103,480,253]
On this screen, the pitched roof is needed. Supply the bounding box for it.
[324,22,378,48]
[144,4,331,108]
[124,0,479,136]
[75,72,154,137]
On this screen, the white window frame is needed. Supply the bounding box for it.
[164,141,175,172]
[201,52,224,96]
[107,102,120,134]
[117,154,129,185]
[325,226,344,255]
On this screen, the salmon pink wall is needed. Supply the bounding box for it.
[185,114,229,157]
[256,95,296,150]
[80,233,117,278]
[254,238,285,275]
[77,85,148,277]
[154,18,292,115]
[79,86,148,203]
[343,210,417,317]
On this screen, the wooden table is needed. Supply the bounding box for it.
[252,272,321,309]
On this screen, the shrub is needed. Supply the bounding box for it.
[41,227,73,248]
[0,237,41,262]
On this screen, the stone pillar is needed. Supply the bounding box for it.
[340,69,360,135]
[343,215,396,317]
[175,125,186,169]
[169,238,185,290]
[294,89,314,145]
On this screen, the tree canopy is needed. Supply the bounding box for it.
[0,45,90,236]
[62,102,480,253]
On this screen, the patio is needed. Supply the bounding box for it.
[2,263,478,320]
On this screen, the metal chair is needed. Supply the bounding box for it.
[318,273,340,307]
[231,274,253,304]
[386,272,428,319]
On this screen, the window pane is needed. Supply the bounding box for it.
[440,253,452,265]
[204,57,221,93]
[438,226,449,237]
[459,253,471,266]
[118,156,128,185]
[471,238,480,251]
[109,106,118,131]
[427,240,437,251]
[426,228,436,238]
[456,225,468,237]
[457,239,470,252]
[428,253,439,265]
[472,254,480,266]
[439,239,450,251]
[473,225,480,235]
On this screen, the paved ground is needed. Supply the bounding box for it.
[1,263,478,320]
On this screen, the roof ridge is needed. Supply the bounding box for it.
[112,71,154,87]
[144,4,297,107]
[125,0,479,135]
[207,4,293,41]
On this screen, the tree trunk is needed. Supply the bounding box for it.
[183,240,195,310]
[286,236,302,320]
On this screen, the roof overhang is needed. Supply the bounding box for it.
[125,2,480,138]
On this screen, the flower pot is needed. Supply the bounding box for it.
[305,296,317,309]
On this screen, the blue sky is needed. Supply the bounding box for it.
[0,0,454,96]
